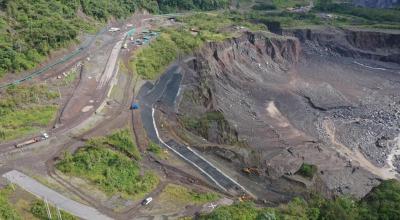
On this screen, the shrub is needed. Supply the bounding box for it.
[297,163,317,179]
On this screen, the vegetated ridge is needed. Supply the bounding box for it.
[0,0,229,78]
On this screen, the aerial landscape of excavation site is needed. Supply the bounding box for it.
[1,0,400,219]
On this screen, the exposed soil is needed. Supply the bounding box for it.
[171,28,400,201]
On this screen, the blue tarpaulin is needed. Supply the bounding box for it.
[131,103,140,110]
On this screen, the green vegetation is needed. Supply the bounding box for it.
[158,0,230,13]
[56,130,158,199]
[315,1,400,23]
[0,0,94,77]
[61,70,78,86]
[252,3,277,11]
[199,202,274,220]
[0,186,21,220]
[297,163,317,179]
[148,141,162,155]
[160,184,219,205]
[132,32,182,80]
[0,84,59,141]
[200,179,400,220]
[147,141,169,160]
[132,12,266,80]
[248,11,322,28]
[103,129,141,160]
[244,0,400,29]
[271,0,310,9]
[181,111,227,138]
[0,0,229,78]
[30,200,77,220]
[180,110,245,146]
[0,185,79,220]
[360,179,400,220]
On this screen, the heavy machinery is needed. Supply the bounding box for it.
[15,133,49,148]
[238,194,253,202]
[242,167,260,176]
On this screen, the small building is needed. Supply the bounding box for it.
[109,27,121,32]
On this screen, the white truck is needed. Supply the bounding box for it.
[141,197,153,206]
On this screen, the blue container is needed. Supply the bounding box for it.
[131,103,140,110]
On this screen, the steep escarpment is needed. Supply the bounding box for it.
[285,27,400,63]
[175,29,400,201]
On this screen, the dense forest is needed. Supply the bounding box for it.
[0,0,230,77]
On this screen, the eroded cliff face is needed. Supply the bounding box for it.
[175,29,400,201]
[285,27,400,63]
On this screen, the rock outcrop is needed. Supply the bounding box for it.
[285,27,400,63]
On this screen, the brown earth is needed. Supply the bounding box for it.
[171,28,400,202]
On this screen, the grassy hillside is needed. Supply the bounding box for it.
[131,12,265,80]
[199,179,400,220]
[0,84,59,141]
[56,129,158,199]
[0,0,230,78]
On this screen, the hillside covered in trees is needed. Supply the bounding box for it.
[0,0,229,77]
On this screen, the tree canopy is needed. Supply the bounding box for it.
[0,0,230,77]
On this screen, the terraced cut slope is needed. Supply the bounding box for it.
[162,28,400,201]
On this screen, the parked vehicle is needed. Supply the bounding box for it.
[142,197,153,205]
[109,27,120,32]
[15,133,49,148]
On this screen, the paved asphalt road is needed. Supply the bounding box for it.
[138,62,249,194]
[3,170,112,220]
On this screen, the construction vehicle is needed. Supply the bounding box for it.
[238,194,253,202]
[15,133,49,148]
[242,167,260,176]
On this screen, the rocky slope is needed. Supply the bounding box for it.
[285,27,400,63]
[173,28,400,201]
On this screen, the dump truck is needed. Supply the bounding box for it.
[15,133,49,148]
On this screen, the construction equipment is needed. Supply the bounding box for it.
[242,167,260,176]
[239,194,253,202]
[15,133,49,148]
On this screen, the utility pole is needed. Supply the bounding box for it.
[56,206,62,220]
[44,198,52,219]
